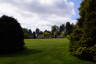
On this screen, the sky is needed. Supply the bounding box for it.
[0,0,82,31]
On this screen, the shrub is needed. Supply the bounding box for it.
[0,15,25,53]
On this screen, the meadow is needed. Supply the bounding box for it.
[0,38,95,64]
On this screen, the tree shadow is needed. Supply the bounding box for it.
[0,49,42,57]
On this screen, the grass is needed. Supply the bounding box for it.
[0,38,95,64]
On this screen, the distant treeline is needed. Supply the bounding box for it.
[23,22,75,39]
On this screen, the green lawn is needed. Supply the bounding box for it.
[0,38,95,64]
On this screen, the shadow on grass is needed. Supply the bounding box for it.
[0,49,42,57]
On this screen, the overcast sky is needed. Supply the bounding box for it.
[0,0,82,31]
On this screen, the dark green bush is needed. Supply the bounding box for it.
[0,15,25,53]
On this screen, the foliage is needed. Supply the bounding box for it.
[35,28,40,37]
[59,24,65,32]
[51,25,59,38]
[23,28,32,39]
[70,0,96,61]
[43,30,51,38]
[65,22,74,36]
[0,15,25,53]
[22,22,74,39]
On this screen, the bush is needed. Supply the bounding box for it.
[0,15,25,53]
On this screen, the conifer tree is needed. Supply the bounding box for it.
[70,0,96,61]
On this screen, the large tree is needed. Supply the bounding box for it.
[70,0,96,61]
[0,15,25,53]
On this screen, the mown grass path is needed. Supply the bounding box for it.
[0,38,95,64]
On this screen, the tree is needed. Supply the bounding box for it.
[0,15,25,53]
[65,22,74,36]
[23,28,32,38]
[51,25,59,38]
[70,0,96,61]
[70,23,75,34]
[35,28,40,37]
[58,24,66,37]
[59,24,65,32]
[36,28,40,34]
[28,29,32,34]
[32,32,36,39]
[51,25,59,32]
[65,22,71,36]
[43,30,51,38]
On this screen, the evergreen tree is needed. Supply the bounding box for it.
[65,22,71,36]
[70,0,96,61]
